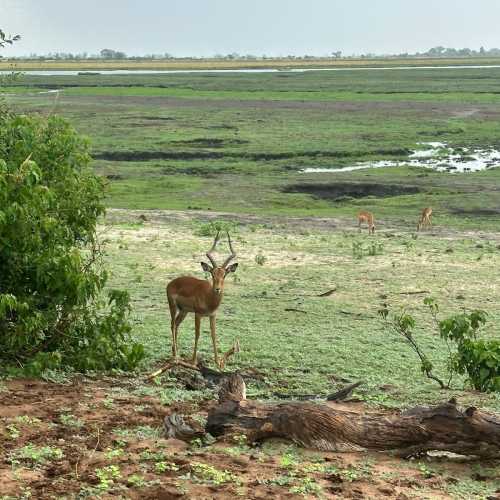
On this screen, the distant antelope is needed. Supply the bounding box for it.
[358,210,375,234]
[166,232,238,370]
[417,207,433,231]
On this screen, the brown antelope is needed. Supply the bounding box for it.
[417,207,433,231]
[358,210,375,234]
[166,232,238,370]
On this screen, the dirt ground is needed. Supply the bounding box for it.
[1,376,499,499]
[106,207,500,241]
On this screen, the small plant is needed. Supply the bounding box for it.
[289,477,323,496]
[6,424,20,439]
[380,299,500,392]
[104,447,124,460]
[367,242,384,256]
[95,465,121,491]
[59,413,84,429]
[439,308,499,392]
[193,220,238,237]
[14,416,41,426]
[352,241,365,260]
[102,396,115,409]
[9,444,63,466]
[155,461,180,473]
[418,463,435,479]
[191,462,239,485]
[379,305,449,389]
[127,474,146,487]
[352,240,383,259]
[254,252,267,266]
[280,452,299,469]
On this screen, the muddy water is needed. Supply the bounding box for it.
[2,64,500,76]
[303,143,500,174]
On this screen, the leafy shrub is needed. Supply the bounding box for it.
[380,299,499,392]
[352,240,383,259]
[193,220,239,237]
[439,309,499,392]
[255,252,267,266]
[0,110,144,374]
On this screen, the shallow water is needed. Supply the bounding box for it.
[303,143,500,174]
[2,64,500,76]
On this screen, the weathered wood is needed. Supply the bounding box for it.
[273,381,363,402]
[146,341,240,380]
[202,376,500,458]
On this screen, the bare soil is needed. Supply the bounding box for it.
[1,377,499,499]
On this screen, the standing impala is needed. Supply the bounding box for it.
[358,210,375,234]
[417,207,433,231]
[166,232,238,369]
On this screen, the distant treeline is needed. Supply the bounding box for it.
[5,46,500,61]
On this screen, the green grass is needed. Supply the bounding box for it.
[104,215,500,411]
[4,67,500,230]
[9,85,500,104]
[2,68,500,411]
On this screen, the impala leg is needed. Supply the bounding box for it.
[209,315,221,369]
[168,297,178,358]
[174,310,187,359]
[192,314,201,365]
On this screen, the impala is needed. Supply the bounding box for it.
[358,210,375,234]
[417,207,433,231]
[166,232,238,370]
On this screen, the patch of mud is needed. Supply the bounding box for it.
[283,182,421,201]
[93,147,408,163]
[303,142,500,174]
[171,138,249,148]
[449,207,500,217]
[105,173,125,180]
[139,116,175,121]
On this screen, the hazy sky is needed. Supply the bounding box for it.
[2,0,500,57]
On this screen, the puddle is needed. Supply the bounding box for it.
[303,142,500,174]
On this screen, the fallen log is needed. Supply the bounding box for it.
[273,381,363,402]
[168,375,500,459]
[146,340,240,380]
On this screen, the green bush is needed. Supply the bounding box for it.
[0,110,144,374]
[439,310,499,392]
[193,220,239,237]
[381,299,499,392]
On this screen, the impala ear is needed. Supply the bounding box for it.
[201,262,213,273]
[225,263,238,274]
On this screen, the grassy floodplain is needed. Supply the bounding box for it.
[3,55,500,71]
[4,66,500,230]
[1,64,500,499]
[4,63,500,402]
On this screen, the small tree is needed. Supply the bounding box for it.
[380,299,499,392]
[0,29,20,49]
[0,112,145,374]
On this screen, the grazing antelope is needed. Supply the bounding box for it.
[417,207,433,231]
[358,210,375,234]
[166,232,238,370]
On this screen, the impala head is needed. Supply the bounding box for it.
[201,231,238,295]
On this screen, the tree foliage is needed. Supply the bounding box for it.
[381,299,499,392]
[0,29,20,49]
[0,110,144,374]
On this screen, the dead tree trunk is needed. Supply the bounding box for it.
[201,376,500,458]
